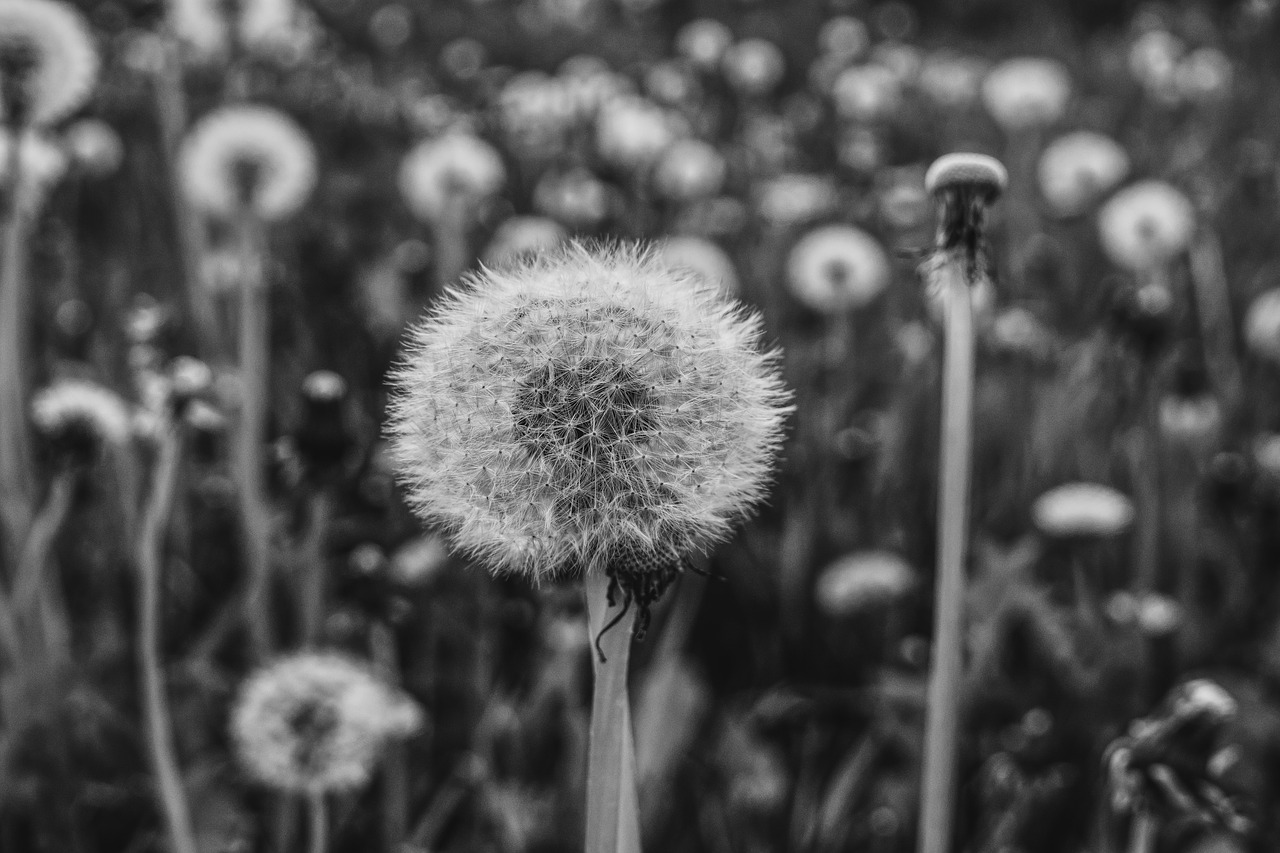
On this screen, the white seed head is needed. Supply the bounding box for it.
[179,105,318,222]
[815,550,916,617]
[786,224,891,314]
[0,129,66,211]
[754,173,839,227]
[653,138,727,202]
[481,216,567,269]
[31,379,132,445]
[674,19,733,71]
[0,0,98,126]
[595,95,680,170]
[1031,482,1135,539]
[1097,181,1195,272]
[659,235,739,298]
[722,38,785,97]
[832,64,901,122]
[64,117,123,177]
[399,132,506,223]
[1037,131,1130,218]
[230,652,423,794]
[1244,288,1280,364]
[386,241,792,581]
[981,56,1072,131]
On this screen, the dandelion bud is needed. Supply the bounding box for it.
[31,379,132,467]
[1160,391,1223,452]
[230,652,423,794]
[1037,131,1130,218]
[1031,482,1135,539]
[981,57,1072,132]
[387,242,791,627]
[0,0,98,128]
[786,224,891,314]
[1097,181,1195,273]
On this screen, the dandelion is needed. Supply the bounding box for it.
[981,57,1072,131]
[1175,47,1233,104]
[1128,29,1183,101]
[387,241,790,592]
[722,38,785,97]
[832,64,901,122]
[754,173,838,227]
[595,95,679,171]
[231,652,423,794]
[0,0,98,127]
[1243,288,1280,364]
[786,224,891,314]
[659,235,739,298]
[815,550,916,617]
[31,378,132,451]
[0,129,66,211]
[168,0,315,61]
[819,16,870,62]
[533,167,614,229]
[1254,433,1280,478]
[652,138,727,202]
[1032,482,1136,539]
[1097,181,1195,274]
[64,117,123,178]
[1037,131,1130,218]
[179,105,317,222]
[399,132,506,223]
[916,51,988,109]
[389,534,450,586]
[674,18,732,72]
[481,216,567,268]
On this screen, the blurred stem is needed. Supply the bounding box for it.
[917,260,976,853]
[307,790,328,853]
[299,489,332,647]
[15,470,75,666]
[235,214,273,660]
[1127,811,1157,853]
[584,570,642,853]
[137,422,200,853]
[430,206,470,296]
[1188,230,1242,410]
[371,620,409,852]
[153,30,223,361]
[0,135,34,549]
[1133,380,1163,595]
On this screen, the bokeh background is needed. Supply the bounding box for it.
[5,0,1280,851]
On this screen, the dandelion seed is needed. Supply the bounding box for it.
[0,0,97,127]
[179,105,317,222]
[387,242,791,600]
[230,652,423,794]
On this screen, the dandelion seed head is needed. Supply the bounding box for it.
[179,105,317,222]
[653,138,726,201]
[1037,131,1130,218]
[722,38,785,97]
[31,379,132,453]
[832,64,901,122]
[1097,181,1195,272]
[981,57,1072,131]
[169,0,316,61]
[481,216,566,269]
[754,173,838,227]
[1244,288,1280,364]
[816,550,916,617]
[659,235,739,298]
[399,132,506,222]
[595,95,680,170]
[231,652,423,794]
[0,0,97,127]
[786,224,891,315]
[64,117,123,177]
[386,241,791,582]
[916,51,988,109]
[0,129,66,210]
[674,19,732,71]
[1032,482,1135,539]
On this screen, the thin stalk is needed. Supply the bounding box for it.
[307,790,328,853]
[153,29,222,361]
[14,470,75,665]
[917,260,976,853]
[0,133,34,546]
[1127,811,1157,853]
[584,570,642,853]
[137,422,199,853]
[235,214,273,660]
[371,620,409,852]
[298,489,332,647]
[1133,384,1163,595]
[1188,231,1242,409]
[430,205,470,296]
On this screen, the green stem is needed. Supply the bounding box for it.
[235,214,273,660]
[917,260,976,853]
[137,423,200,853]
[584,570,642,853]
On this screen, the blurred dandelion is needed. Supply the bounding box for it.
[722,38,785,98]
[0,0,98,127]
[653,138,727,201]
[64,117,122,178]
[674,18,732,72]
[981,57,1072,131]
[1243,288,1280,364]
[595,95,679,171]
[179,105,317,222]
[0,129,66,210]
[481,216,567,268]
[1097,181,1195,275]
[31,378,132,457]
[832,63,901,122]
[399,132,506,223]
[1032,482,1136,539]
[1038,131,1130,218]
[659,235,739,298]
[786,224,891,315]
[815,550,916,617]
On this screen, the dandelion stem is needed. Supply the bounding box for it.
[1126,811,1157,853]
[299,490,332,647]
[431,207,470,296]
[0,134,34,549]
[1188,231,1243,409]
[235,214,274,660]
[307,790,328,853]
[14,470,75,665]
[371,620,409,852]
[917,259,976,853]
[584,569,643,853]
[137,422,200,853]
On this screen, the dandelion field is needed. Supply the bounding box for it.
[2,1,1280,852]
